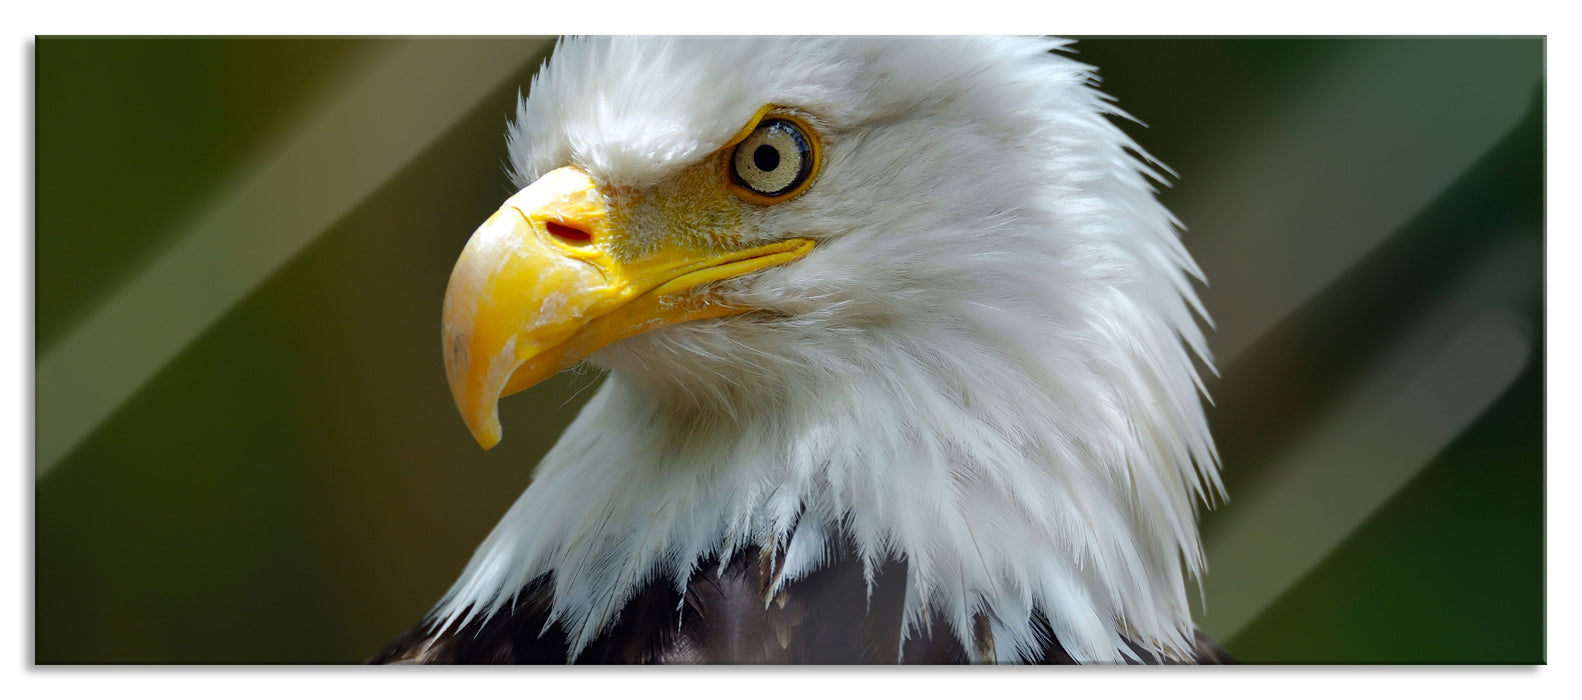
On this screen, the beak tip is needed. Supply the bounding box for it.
[468,411,503,450]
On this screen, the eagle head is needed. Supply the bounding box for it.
[432,36,1221,664]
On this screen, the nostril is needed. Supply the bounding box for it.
[545,220,593,244]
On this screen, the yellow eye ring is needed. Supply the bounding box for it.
[723,108,820,205]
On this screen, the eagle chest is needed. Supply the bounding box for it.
[372,546,988,664]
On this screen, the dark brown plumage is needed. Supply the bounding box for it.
[372,543,1234,665]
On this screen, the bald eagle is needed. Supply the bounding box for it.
[374,36,1231,665]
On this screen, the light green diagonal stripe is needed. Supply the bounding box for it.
[1197,234,1539,640]
[36,37,556,477]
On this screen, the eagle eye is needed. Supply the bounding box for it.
[729,118,816,201]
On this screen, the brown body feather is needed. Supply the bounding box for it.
[372,544,1234,665]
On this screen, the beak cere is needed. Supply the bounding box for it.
[441,166,815,449]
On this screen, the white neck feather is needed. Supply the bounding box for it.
[433,271,1220,663]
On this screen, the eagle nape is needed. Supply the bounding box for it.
[377,36,1232,665]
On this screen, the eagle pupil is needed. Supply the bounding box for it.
[753,144,780,172]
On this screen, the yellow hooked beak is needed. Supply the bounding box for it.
[441,167,814,449]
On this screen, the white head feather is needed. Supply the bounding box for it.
[431,36,1222,664]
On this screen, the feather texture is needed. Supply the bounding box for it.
[424,36,1222,664]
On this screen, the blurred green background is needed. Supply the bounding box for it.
[34,37,1544,663]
